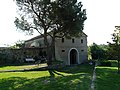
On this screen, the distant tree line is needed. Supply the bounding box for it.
[89,26,120,61]
[89,26,120,73]
[88,43,110,60]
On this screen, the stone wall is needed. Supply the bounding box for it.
[0,47,46,64]
[55,35,88,65]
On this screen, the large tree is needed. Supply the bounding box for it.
[14,0,87,65]
[108,26,120,73]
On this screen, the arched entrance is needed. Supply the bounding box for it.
[70,49,77,64]
[68,48,79,65]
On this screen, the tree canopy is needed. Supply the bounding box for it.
[14,0,87,37]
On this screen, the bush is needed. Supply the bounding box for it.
[0,53,7,64]
[0,52,16,65]
[100,61,111,66]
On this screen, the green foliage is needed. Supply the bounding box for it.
[88,46,92,60]
[0,53,8,64]
[14,0,87,37]
[108,26,120,60]
[108,26,120,73]
[10,40,25,49]
[90,43,108,60]
[99,60,111,67]
[0,48,15,65]
[52,0,87,37]
[0,51,14,64]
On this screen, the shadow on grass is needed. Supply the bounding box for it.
[0,63,94,90]
[57,63,94,74]
[0,74,91,90]
[95,67,120,90]
[48,63,94,78]
[48,69,65,77]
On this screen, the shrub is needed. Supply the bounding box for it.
[100,61,111,66]
[0,52,16,65]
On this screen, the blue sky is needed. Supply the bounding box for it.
[0,0,120,46]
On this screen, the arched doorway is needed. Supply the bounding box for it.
[70,49,77,64]
[68,48,79,65]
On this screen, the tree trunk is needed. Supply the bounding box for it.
[44,31,52,66]
[51,32,56,61]
[47,47,53,65]
[47,32,56,65]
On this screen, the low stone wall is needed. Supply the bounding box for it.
[0,47,46,64]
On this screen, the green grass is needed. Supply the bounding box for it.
[0,63,47,71]
[0,63,93,90]
[95,60,120,90]
[108,60,118,67]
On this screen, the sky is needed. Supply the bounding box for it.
[0,0,34,47]
[80,0,120,45]
[0,0,120,46]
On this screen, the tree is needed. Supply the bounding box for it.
[10,40,25,49]
[90,43,107,60]
[14,0,87,65]
[88,46,92,60]
[108,26,120,73]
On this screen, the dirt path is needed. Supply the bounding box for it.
[90,61,97,90]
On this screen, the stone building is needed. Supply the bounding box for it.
[25,33,88,65]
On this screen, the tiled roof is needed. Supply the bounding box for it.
[25,32,87,42]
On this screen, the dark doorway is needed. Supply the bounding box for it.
[70,49,77,64]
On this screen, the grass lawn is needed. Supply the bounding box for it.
[0,63,47,71]
[0,63,93,90]
[95,60,120,90]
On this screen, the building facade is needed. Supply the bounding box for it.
[25,33,88,65]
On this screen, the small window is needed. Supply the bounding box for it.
[62,38,64,43]
[81,39,83,43]
[62,50,65,52]
[81,50,84,52]
[72,38,75,43]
